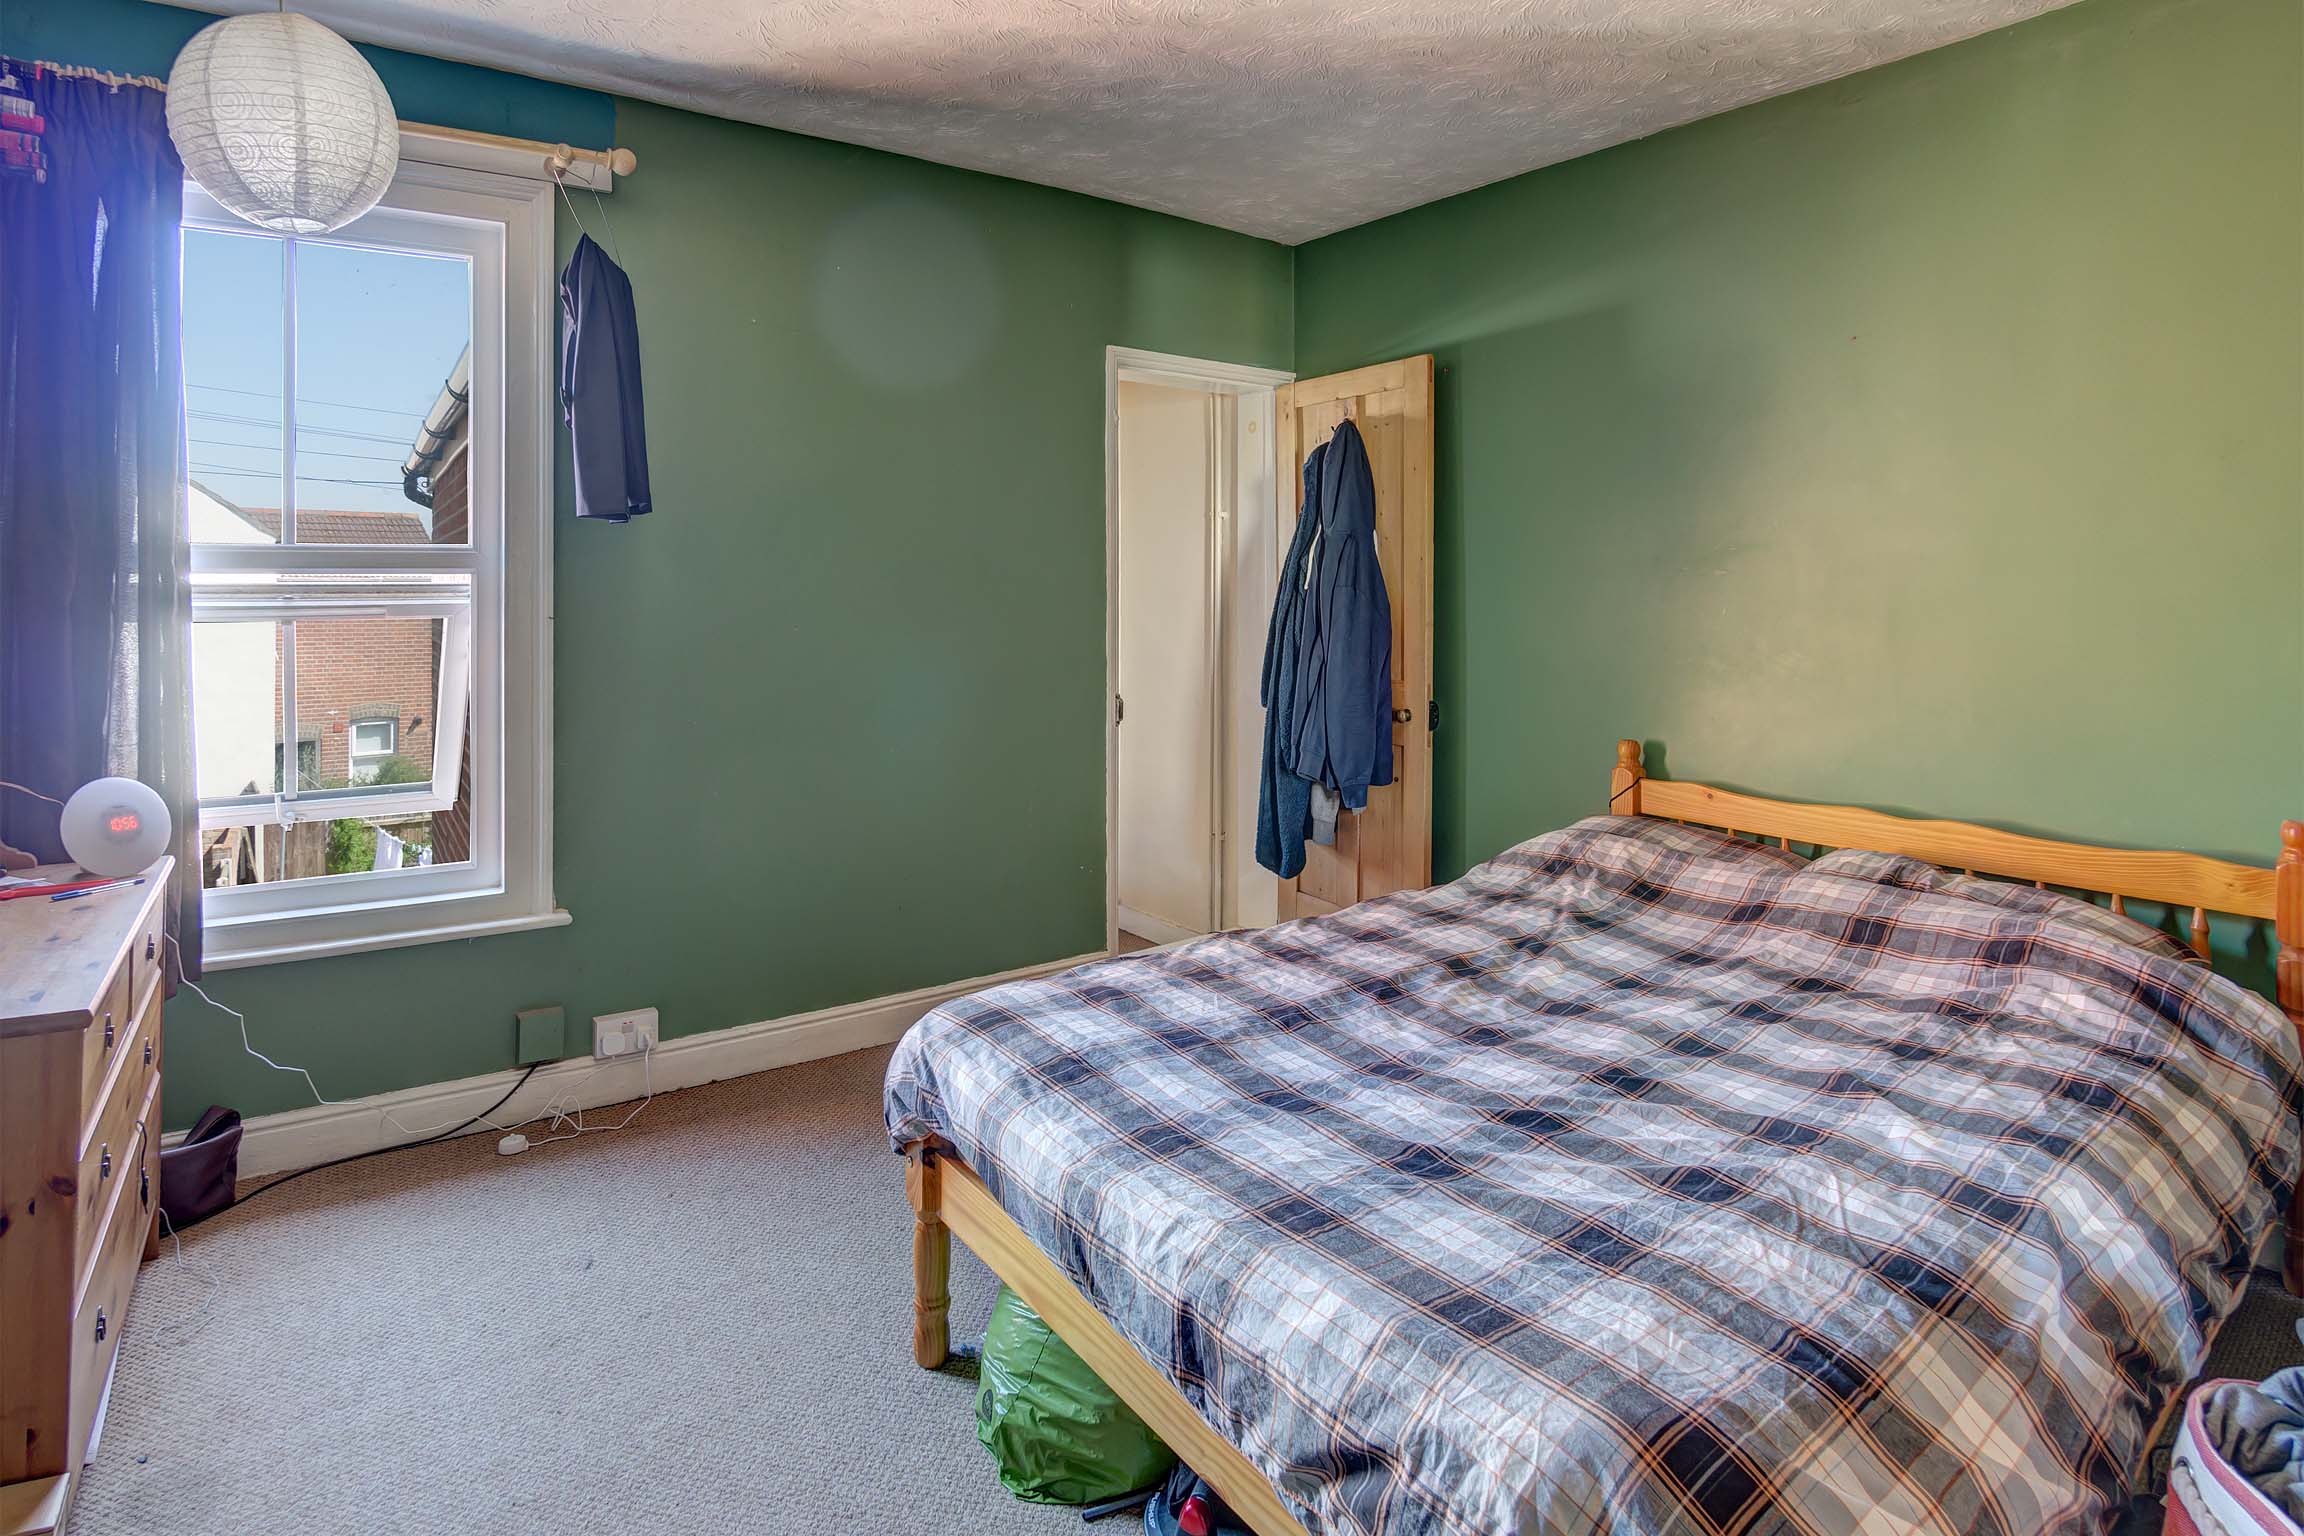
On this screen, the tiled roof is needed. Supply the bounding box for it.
[231,507,430,545]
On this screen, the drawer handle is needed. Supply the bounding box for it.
[93,1309,107,1344]
[146,933,157,963]
[102,1012,115,1050]
[144,1036,154,1067]
[99,1145,113,1182]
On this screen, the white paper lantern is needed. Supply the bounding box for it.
[166,12,399,235]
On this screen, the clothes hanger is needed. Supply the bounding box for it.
[550,163,623,266]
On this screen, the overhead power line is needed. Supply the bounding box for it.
[187,410,419,448]
[190,440,407,467]
[187,380,427,419]
[190,466,403,489]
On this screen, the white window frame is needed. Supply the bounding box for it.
[194,581,471,821]
[349,717,397,782]
[189,155,561,969]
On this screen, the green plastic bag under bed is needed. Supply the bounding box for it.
[975,1284,1177,1504]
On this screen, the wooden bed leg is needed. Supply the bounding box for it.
[1609,739,1643,816]
[906,1141,951,1368]
[2276,822,2304,1294]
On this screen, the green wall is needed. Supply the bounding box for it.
[11,0,2295,1119]
[7,0,1292,1123]
[1295,0,2303,946]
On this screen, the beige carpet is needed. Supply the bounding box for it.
[75,1046,1074,1536]
[75,1043,2304,1535]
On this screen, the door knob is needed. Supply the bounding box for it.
[1393,707,1413,723]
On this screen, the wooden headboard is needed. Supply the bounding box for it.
[1607,738,2304,1287]
[1608,739,2299,988]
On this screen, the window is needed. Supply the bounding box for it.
[349,718,398,784]
[185,154,559,966]
[273,739,319,788]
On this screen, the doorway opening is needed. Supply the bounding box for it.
[1105,348,1292,953]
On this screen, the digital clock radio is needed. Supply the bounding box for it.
[59,777,171,877]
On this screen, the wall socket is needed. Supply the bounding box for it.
[592,1007,659,1060]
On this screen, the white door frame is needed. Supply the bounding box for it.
[1105,346,1294,953]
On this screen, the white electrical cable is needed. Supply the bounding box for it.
[172,944,493,1137]
[0,780,63,872]
[147,1206,222,1344]
[516,1049,653,1150]
[168,932,524,1139]
[172,947,347,1108]
[167,932,653,1147]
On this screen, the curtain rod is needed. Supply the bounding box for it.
[415,124,639,179]
[16,58,639,179]
[16,60,167,90]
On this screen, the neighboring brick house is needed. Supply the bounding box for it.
[191,340,476,888]
[223,506,439,789]
[191,425,471,884]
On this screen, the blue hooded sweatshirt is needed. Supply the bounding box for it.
[1255,420,1394,878]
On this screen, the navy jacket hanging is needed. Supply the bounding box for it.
[1255,419,1393,879]
[1255,443,1325,880]
[559,234,652,522]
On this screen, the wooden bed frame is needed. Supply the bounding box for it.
[904,740,2304,1536]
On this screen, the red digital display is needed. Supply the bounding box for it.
[108,812,141,834]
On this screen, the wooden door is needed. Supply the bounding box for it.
[1275,355,1434,919]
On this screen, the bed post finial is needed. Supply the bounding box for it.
[1610,739,1644,817]
[2278,821,2304,1295]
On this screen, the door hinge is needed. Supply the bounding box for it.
[1428,699,1440,733]
[1113,693,1124,726]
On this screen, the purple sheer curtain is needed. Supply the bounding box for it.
[0,63,201,980]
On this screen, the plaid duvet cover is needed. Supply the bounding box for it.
[885,816,2302,1536]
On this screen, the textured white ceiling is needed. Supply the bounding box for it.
[160,0,2078,243]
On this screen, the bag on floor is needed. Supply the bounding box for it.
[1144,1462,1256,1536]
[975,1284,1175,1504]
[2166,1375,2304,1536]
[159,1104,241,1231]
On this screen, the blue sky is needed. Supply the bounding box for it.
[182,228,470,526]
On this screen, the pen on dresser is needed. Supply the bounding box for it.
[50,876,145,903]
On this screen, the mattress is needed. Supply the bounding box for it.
[885,815,2303,1536]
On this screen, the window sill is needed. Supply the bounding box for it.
[201,907,572,971]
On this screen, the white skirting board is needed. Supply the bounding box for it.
[1114,905,1206,948]
[172,950,1104,1179]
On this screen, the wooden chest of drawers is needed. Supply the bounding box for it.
[0,861,171,1536]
